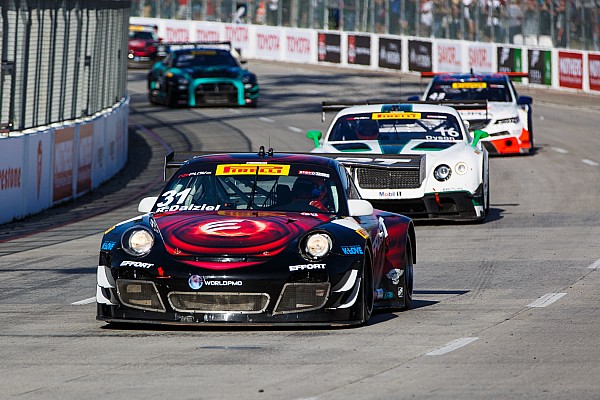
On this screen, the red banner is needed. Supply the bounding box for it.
[558,51,583,90]
[589,53,600,92]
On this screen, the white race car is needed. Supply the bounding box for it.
[414,72,534,155]
[307,102,490,222]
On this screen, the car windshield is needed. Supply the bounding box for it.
[426,80,512,102]
[173,50,238,68]
[329,111,465,142]
[153,162,342,214]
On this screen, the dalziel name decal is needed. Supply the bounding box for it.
[155,204,221,213]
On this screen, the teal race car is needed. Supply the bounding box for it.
[147,42,259,107]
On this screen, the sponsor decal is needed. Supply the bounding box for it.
[468,44,492,71]
[378,191,401,197]
[200,219,268,236]
[384,291,394,300]
[452,82,486,89]
[590,54,600,92]
[386,268,404,285]
[178,171,212,178]
[289,263,326,271]
[437,43,462,71]
[0,166,21,191]
[372,112,421,120]
[341,245,363,255]
[398,286,404,297]
[101,241,116,251]
[372,217,388,260]
[257,33,280,52]
[166,27,190,42]
[216,164,290,176]
[298,170,330,178]
[204,279,243,286]
[558,51,583,90]
[408,40,432,72]
[355,228,369,239]
[225,25,249,44]
[120,261,154,268]
[196,28,219,42]
[189,274,204,289]
[376,288,384,299]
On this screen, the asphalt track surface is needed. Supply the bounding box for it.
[1,61,599,400]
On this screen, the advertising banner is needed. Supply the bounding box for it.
[0,137,24,224]
[318,32,341,64]
[589,53,600,92]
[437,41,462,72]
[194,22,222,42]
[53,126,75,204]
[92,116,107,188]
[378,37,402,70]
[528,49,552,85]
[558,51,583,90]
[468,43,493,72]
[284,28,313,63]
[164,20,191,42]
[25,131,52,215]
[347,34,371,66]
[224,23,251,53]
[408,40,432,72]
[497,47,523,73]
[77,124,93,195]
[254,26,282,60]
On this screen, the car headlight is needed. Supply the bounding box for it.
[301,232,332,261]
[241,75,252,84]
[122,227,154,257]
[433,164,452,181]
[455,162,468,175]
[177,77,189,85]
[495,116,519,124]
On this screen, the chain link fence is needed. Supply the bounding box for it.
[0,0,130,133]
[130,0,599,50]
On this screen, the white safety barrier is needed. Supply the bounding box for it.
[132,16,600,94]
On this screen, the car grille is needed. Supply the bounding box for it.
[356,168,422,189]
[273,283,330,315]
[168,292,269,314]
[195,83,238,105]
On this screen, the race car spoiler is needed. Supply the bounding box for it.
[421,71,529,79]
[320,100,489,122]
[159,41,233,51]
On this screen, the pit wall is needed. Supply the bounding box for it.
[0,99,129,225]
[132,16,600,94]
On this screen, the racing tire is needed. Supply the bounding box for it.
[166,86,178,108]
[401,238,414,310]
[483,165,490,216]
[148,90,158,105]
[360,256,374,325]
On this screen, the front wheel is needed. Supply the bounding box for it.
[360,257,374,324]
[400,238,414,310]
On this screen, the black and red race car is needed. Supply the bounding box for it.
[128,24,164,68]
[97,149,416,326]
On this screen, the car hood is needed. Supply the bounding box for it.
[325,139,461,154]
[129,39,155,49]
[183,66,242,79]
[153,210,333,258]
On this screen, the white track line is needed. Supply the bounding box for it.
[71,297,96,305]
[258,117,275,123]
[426,337,479,356]
[589,259,600,269]
[527,293,567,308]
[551,147,569,154]
[582,159,599,167]
[288,126,303,133]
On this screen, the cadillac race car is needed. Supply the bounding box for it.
[412,72,533,155]
[147,42,259,107]
[97,149,415,326]
[307,102,490,221]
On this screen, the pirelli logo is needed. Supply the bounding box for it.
[216,164,290,176]
[452,82,487,89]
[372,112,421,120]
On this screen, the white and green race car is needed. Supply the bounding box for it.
[307,102,490,222]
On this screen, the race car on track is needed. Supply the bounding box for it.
[97,148,416,326]
[128,24,163,68]
[307,102,490,221]
[411,72,533,155]
[147,41,259,107]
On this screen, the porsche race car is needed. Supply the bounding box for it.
[307,102,490,221]
[97,149,415,326]
[147,42,259,107]
[412,72,533,155]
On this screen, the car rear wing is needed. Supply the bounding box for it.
[156,41,240,58]
[420,71,529,79]
[320,100,488,122]
[163,150,209,180]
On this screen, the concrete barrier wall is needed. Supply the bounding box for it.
[0,99,129,225]
[132,16,600,94]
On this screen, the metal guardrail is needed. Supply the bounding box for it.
[129,0,600,51]
[0,0,130,133]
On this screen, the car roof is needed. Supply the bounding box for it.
[333,103,462,118]
[431,73,510,84]
[184,152,340,169]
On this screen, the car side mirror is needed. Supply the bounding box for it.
[517,95,532,105]
[348,199,374,217]
[138,197,158,213]
[472,129,489,148]
[306,130,323,148]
